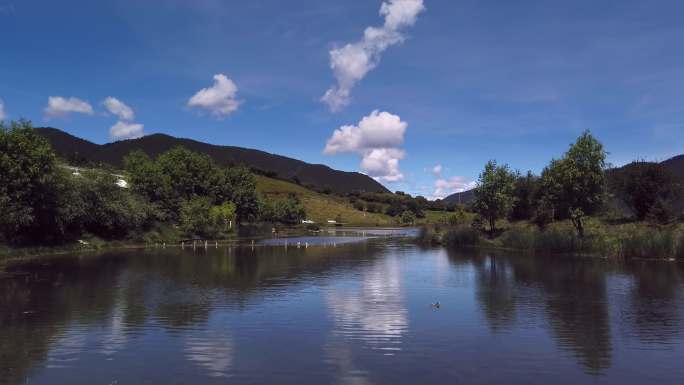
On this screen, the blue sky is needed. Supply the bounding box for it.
[1,0,683,198]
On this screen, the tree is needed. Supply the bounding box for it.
[210,202,236,232]
[218,166,260,223]
[539,131,607,236]
[400,210,416,225]
[75,171,151,239]
[156,146,217,202]
[179,197,214,238]
[510,171,538,221]
[124,150,174,218]
[610,161,675,220]
[473,160,517,233]
[259,194,306,225]
[0,120,66,244]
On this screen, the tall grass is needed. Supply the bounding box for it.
[619,227,676,259]
[442,226,481,248]
[432,220,684,260]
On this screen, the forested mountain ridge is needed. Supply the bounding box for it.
[35,127,390,195]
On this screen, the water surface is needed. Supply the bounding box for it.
[2,236,684,384]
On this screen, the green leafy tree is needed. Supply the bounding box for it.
[400,210,416,225]
[260,194,306,225]
[539,131,607,236]
[124,150,174,219]
[179,197,214,238]
[510,171,538,221]
[217,166,260,223]
[75,171,151,239]
[473,160,517,233]
[210,202,236,232]
[157,146,217,202]
[0,120,66,244]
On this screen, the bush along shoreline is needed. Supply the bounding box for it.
[417,221,684,260]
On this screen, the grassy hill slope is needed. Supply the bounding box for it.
[255,176,394,226]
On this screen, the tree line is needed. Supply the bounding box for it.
[471,131,681,236]
[0,120,305,245]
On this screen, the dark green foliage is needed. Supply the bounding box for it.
[0,121,153,244]
[533,196,555,230]
[259,194,306,225]
[124,148,260,224]
[73,171,152,239]
[539,131,607,236]
[0,121,71,244]
[400,210,416,225]
[366,202,381,213]
[217,166,260,223]
[510,171,538,221]
[179,197,215,238]
[611,161,676,221]
[443,226,481,248]
[473,160,517,233]
[385,201,404,217]
[353,200,366,211]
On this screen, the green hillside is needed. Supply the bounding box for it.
[255,176,394,226]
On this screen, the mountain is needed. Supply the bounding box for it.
[661,155,684,181]
[443,154,684,206]
[442,189,475,205]
[35,127,390,194]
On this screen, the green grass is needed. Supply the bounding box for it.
[255,176,394,226]
[421,218,684,260]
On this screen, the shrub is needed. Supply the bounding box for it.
[500,226,536,251]
[443,226,480,248]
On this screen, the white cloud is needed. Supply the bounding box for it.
[110,121,144,140]
[103,97,134,121]
[324,110,407,154]
[324,110,408,183]
[44,96,94,119]
[0,99,6,120]
[361,148,405,182]
[431,164,442,177]
[432,176,476,200]
[321,0,426,111]
[187,74,241,119]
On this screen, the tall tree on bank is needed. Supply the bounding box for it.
[539,131,607,236]
[473,160,517,234]
[0,120,63,244]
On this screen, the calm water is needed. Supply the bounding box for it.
[2,235,684,384]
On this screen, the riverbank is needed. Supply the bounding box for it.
[417,219,684,260]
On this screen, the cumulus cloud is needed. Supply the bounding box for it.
[324,110,407,183]
[0,99,6,120]
[187,74,241,118]
[432,175,476,200]
[361,148,405,182]
[321,0,425,111]
[324,110,407,154]
[110,121,144,140]
[44,96,94,119]
[431,164,442,177]
[103,97,134,121]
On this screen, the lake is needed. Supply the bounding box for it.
[2,233,684,384]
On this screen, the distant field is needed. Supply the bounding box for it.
[255,176,395,226]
